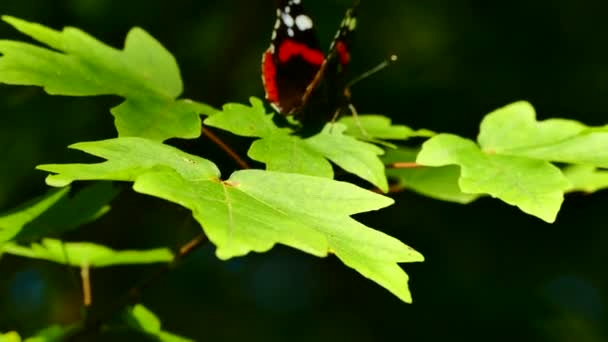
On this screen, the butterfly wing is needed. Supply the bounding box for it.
[262,0,324,114]
[298,3,358,119]
[328,3,358,71]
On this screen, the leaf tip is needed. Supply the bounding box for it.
[44,174,73,188]
[1,15,19,26]
[249,96,264,109]
[413,251,425,262]
[486,100,537,122]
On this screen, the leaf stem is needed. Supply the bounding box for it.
[67,233,208,340]
[201,126,251,169]
[80,263,92,307]
[387,162,423,169]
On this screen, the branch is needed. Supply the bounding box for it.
[80,264,92,307]
[67,233,208,340]
[201,126,251,169]
[129,233,207,300]
[386,162,424,169]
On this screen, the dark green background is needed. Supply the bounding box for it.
[1,0,606,341]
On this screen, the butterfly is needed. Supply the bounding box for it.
[261,0,358,125]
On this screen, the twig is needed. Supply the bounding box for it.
[179,233,207,256]
[67,233,208,341]
[372,183,406,194]
[128,233,207,301]
[201,126,250,169]
[387,162,423,169]
[80,264,92,307]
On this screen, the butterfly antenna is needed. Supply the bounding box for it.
[346,54,398,89]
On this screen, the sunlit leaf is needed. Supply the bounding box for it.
[4,323,82,342]
[0,331,20,342]
[249,124,388,190]
[339,115,434,141]
[0,16,211,141]
[2,238,174,267]
[119,304,193,342]
[563,165,608,193]
[205,98,389,192]
[248,133,334,178]
[479,101,608,167]
[40,137,221,188]
[417,134,570,222]
[204,98,283,138]
[416,101,608,221]
[383,147,479,204]
[38,137,423,302]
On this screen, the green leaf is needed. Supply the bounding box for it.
[0,187,69,244]
[0,16,207,141]
[250,124,388,191]
[205,98,389,192]
[15,183,120,242]
[23,325,69,342]
[417,134,570,222]
[563,165,608,193]
[39,137,221,187]
[248,133,335,178]
[120,304,193,342]
[0,332,21,342]
[338,115,434,141]
[2,239,174,267]
[0,184,118,245]
[383,147,479,204]
[0,327,71,342]
[415,101,608,221]
[204,98,283,137]
[478,101,608,167]
[39,137,423,302]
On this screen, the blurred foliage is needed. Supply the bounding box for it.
[1,0,607,341]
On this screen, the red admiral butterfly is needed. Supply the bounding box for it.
[262,0,358,123]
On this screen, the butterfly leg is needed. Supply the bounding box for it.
[328,108,343,134]
[341,87,369,137]
[347,102,369,138]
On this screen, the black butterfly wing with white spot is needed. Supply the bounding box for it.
[262,0,324,114]
[328,3,358,70]
[304,3,358,117]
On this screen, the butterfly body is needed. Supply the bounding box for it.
[262,0,358,122]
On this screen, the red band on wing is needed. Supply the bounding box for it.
[262,50,279,103]
[278,40,324,65]
[335,41,350,65]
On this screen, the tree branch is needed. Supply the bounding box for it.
[201,126,250,169]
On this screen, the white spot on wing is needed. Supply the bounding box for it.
[292,0,301,4]
[281,13,294,27]
[287,28,294,37]
[348,18,357,31]
[295,14,313,31]
[274,19,281,29]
